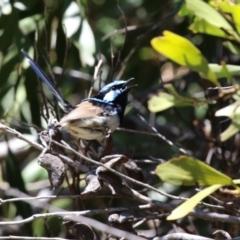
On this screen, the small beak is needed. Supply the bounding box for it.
[123,78,135,87]
[123,78,137,92]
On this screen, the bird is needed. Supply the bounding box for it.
[21,49,135,141]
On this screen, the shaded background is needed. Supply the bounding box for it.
[1,0,240,238]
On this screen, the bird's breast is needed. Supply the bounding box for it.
[60,110,120,140]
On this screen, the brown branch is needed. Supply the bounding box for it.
[155,233,213,240]
[2,123,240,225]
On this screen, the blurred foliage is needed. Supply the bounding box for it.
[1,0,240,239]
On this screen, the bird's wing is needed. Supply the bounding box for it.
[59,101,104,124]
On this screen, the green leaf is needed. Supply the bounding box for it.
[219,123,240,142]
[186,0,233,30]
[213,1,233,13]
[178,2,191,16]
[151,31,218,85]
[215,101,240,141]
[148,92,192,112]
[232,5,240,35]
[233,179,240,184]
[167,184,223,220]
[18,14,43,35]
[208,63,240,78]
[156,156,233,186]
[190,18,231,39]
[62,1,95,66]
[148,84,207,113]
[215,100,240,119]
[223,41,240,55]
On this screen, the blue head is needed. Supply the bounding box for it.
[93,78,135,121]
[95,78,134,102]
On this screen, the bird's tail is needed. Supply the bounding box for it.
[21,49,73,113]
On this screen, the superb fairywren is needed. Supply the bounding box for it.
[21,49,134,141]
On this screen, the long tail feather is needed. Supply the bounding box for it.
[21,49,73,112]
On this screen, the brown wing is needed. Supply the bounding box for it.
[59,101,104,124]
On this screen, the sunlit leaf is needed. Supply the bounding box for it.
[186,0,233,30]
[215,101,240,141]
[219,123,240,142]
[18,15,43,35]
[148,92,192,112]
[62,1,95,66]
[156,156,233,186]
[215,100,240,118]
[148,84,207,113]
[13,2,27,11]
[151,31,218,85]
[211,0,233,13]
[233,179,240,184]
[208,63,240,78]
[74,20,96,66]
[190,18,230,39]
[223,41,240,55]
[178,2,191,16]
[167,184,223,220]
[232,5,240,35]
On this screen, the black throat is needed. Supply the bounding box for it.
[89,90,129,123]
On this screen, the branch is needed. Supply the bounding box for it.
[138,114,191,155]
[0,213,145,240]
[0,123,43,150]
[88,58,103,98]
[0,123,88,173]
[59,140,180,200]
[155,232,213,240]
[0,237,72,240]
[2,123,240,225]
[0,187,146,240]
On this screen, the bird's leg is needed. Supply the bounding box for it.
[79,139,92,159]
[98,128,113,159]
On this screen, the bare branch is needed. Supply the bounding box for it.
[0,214,145,240]
[0,237,72,240]
[88,58,103,97]
[0,123,43,150]
[0,123,88,173]
[138,114,191,155]
[154,232,213,240]
[2,123,240,226]
[59,140,180,200]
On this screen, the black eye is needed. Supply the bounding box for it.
[112,86,116,90]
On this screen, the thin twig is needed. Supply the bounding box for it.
[0,123,229,209]
[0,193,123,205]
[138,114,191,155]
[101,25,140,41]
[55,140,231,212]
[0,212,145,240]
[53,67,93,81]
[0,188,145,240]
[58,140,181,200]
[108,4,128,80]
[88,58,103,97]
[33,35,50,121]
[0,123,88,173]
[154,232,213,240]
[0,123,43,150]
[2,123,240,225]
[0,237,72,240]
